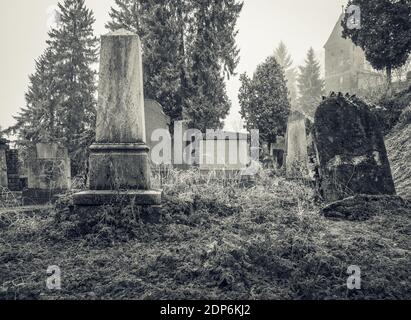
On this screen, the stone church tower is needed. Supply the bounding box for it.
[324,15,382,93]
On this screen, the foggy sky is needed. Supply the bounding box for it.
[0,0,348,133]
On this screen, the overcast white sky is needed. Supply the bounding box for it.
[0,0,348,133]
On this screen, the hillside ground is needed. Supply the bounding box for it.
[0,169,410,300]
[386,103,411,198]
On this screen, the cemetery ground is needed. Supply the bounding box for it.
[0,169,410,300]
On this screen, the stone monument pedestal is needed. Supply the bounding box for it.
[73,190,161,206]
[86,143,151,190]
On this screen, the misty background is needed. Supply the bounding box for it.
[0,0,347,133]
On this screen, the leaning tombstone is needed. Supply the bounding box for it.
[313,94,396,203]
[73,30,161,213]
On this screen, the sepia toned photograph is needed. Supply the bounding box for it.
[0,0,410,309]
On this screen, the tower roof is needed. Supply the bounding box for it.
[324,14,345,49]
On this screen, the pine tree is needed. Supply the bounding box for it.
[10,49,59,145]
[239,56,290,146]
[297,48,325,118]
[143,2,186,122]
[9,0,98,175]
[274,41,297,106]
[106,0,147,33]
[107,0,187,124]
[185,0,242,131]
[47,0,98,174]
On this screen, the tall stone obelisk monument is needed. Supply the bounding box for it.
[74,30,161,206]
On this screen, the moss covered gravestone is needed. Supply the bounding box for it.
[73,30,161,207]
[313,94,396,203]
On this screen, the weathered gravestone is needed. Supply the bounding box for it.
[199,131,250,171]
[313,94,396,203]
[27,143,71,190]
[23,143,71,205]
[144,99,172,174]
[73,30,161,208]
[144,99,171,154]
[0,139,8,188]
[271,136,285,168]
[285,110,309,178]
[6,149,22,191]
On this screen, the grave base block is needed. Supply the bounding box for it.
[73,190,162,206]
[88,143,151,191]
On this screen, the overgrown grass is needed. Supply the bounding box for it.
[0,187,22,209]
[0,169,410,300]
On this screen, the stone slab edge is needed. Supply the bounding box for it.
[73,190,162,206]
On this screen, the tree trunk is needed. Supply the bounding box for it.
[177,0,187,124]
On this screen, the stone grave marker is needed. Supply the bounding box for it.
[0,139,8,188]
[6,149,21,191]
[285,110,309,178]
[271,136,285,168]
[23,142,71,205]
[73,30,161,207]
[313,94,396,203]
